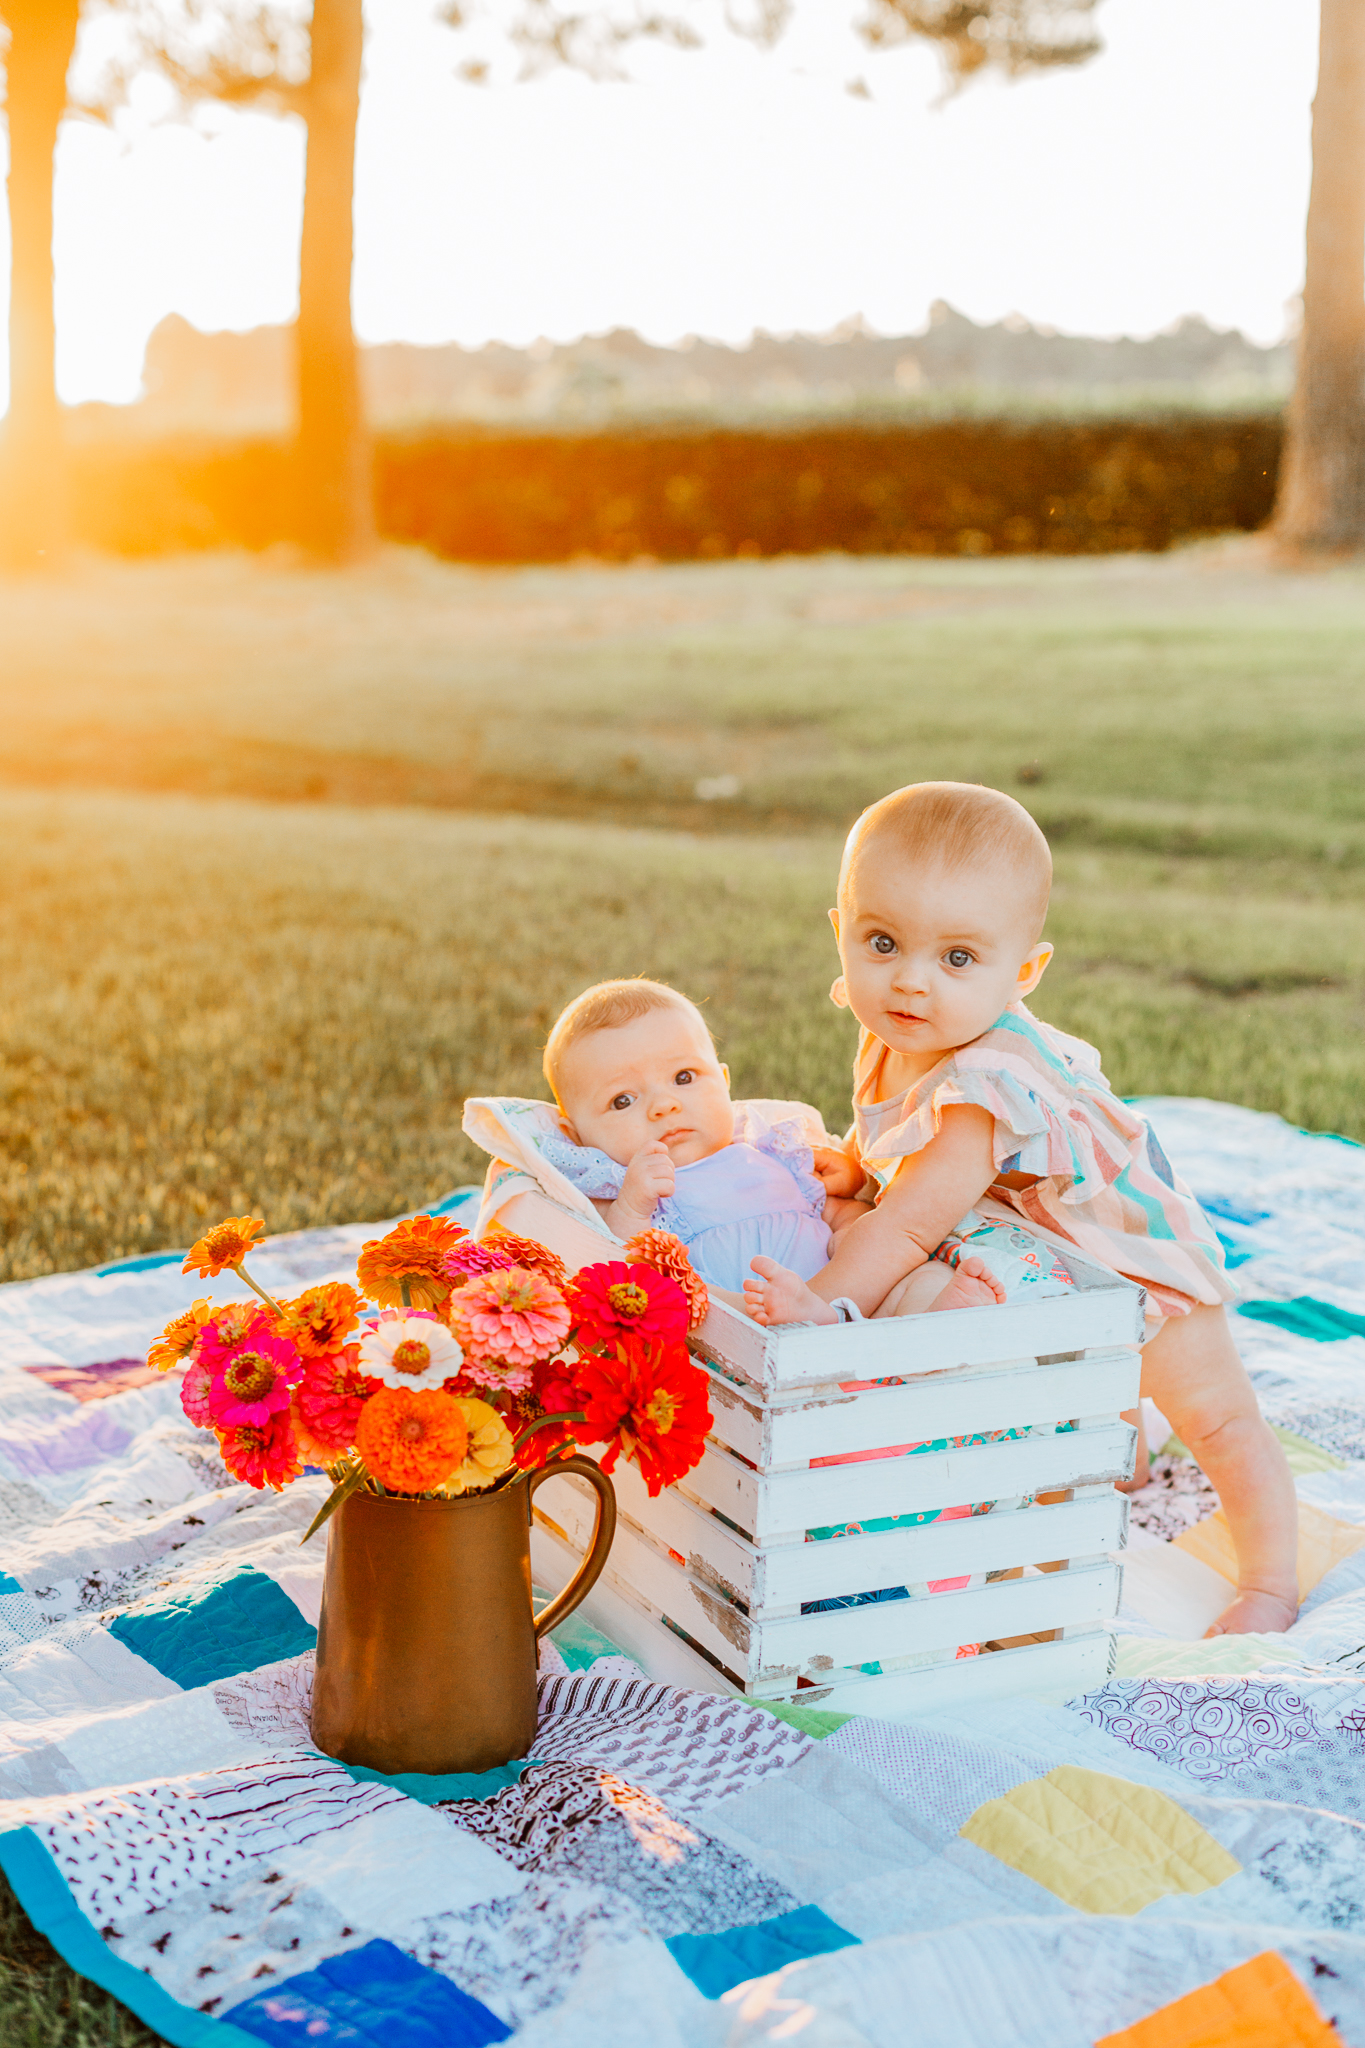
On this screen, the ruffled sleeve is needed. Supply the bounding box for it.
[856,1013,1153,1209]
[539,1133,628,1202]
[733,1106,827,1216]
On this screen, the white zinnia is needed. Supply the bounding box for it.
[357,1316,464,1392]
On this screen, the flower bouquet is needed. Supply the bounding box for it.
[151,1211,714,1537]
[151,1212,715,1771]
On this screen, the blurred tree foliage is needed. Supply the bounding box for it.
[0,0,1104,570]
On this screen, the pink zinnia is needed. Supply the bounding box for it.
[200,1314,302,1428]
[449,1265,571,1372]
[294,1343,378,1453]
[180,1354,216,1428]
[443,1237,518,1288]
[217,1411,302,1492]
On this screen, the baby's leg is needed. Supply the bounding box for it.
[1140,1303,1298,1637]
[743,1254,1005,1327]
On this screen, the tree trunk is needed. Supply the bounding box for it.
[294,0,375,562]
[1275,0,1365,551]
[0,0,80,570]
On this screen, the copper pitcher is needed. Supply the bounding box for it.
[310,1456,616,1776]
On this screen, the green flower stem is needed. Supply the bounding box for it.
[511,1407,587,1454]
[233,1261,287,1321]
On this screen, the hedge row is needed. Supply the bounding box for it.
[71,414,1282,561]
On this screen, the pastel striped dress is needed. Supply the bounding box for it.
[852,1002,1232,1318]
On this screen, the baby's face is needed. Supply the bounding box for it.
[558,1009,735,1168]
[834,846,1052,1073]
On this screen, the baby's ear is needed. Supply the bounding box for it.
[721,1063,731,1088]
[828,907,840,939]
[1017,943,1054,995]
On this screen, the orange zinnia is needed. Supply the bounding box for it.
[147,1298,213,1372]
[183,1216,267,1279]
[356,1215,466,1310]
[483,1228,568,1290]
[623,1229,709,1333]
[279,1282,363,1358]
[354,1385,469,1493]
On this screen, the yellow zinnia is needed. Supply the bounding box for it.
[439,1397,516,1495]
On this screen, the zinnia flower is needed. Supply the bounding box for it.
[218,1411,302,1492]
[199,1314,302,1428]
[440,1397,516,1495]
[183,1216,266,1279]
[623,1229,710,1333]
[357,1314,465,1392]
[442,1235,518,1290]
[279,1282,362,1358]
[356,1215,466,1310]
[294,1342,378,1452]
[573,1340,711,1497]
[180,1354,216,1428]
[355,1386,469,1493]
[448,1267,572,1382]
[483,1230,568,1289]
[567,1261,689,1350]
[290,1403,348,1469]
[147,1298,213,1373]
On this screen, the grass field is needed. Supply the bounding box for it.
[5,543,1365,1283]
[5,540,1365,2035]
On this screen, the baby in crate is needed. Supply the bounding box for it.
[744,779,1298,1639]
[540,978,1006,1314]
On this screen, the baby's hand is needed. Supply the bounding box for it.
[811,1144,864,1200]
[611,1141,676,1231]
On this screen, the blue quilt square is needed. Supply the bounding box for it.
[227,1939,510,2046]
[668,1904,859,1998]
[109,1567,316,1690]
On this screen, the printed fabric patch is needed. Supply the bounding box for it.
[109,1567,317,1690]
[227,1937,512,2046]
[959,1765,1239,1914]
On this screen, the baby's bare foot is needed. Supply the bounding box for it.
[742,1255,839,1328]
[1203,1587,1299,1639]
[929,1256,1007,1314]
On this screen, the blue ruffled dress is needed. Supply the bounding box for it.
[540,1115,832,1293]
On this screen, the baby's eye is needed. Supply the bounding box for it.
[945,948,974,969]
[610,1093,634,1112]
[869,933,896,956]
[674,1069,695,1086]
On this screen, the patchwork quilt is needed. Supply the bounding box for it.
[4,1103,1365,2046]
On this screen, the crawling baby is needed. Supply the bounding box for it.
[540,979,1002,1315]
[744,778,1298,1640]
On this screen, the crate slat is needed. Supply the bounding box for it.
[535,1466,1128,1610]
[684,1418,1136,1541]
[703,1347,1141,1466]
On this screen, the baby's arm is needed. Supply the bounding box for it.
[811,1140,865,1201]
[594,1140,675,1239]
[746,1105,997,1324]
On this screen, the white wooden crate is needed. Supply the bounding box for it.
[503,1188,1140,1714]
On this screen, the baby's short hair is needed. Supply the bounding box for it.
[839,782,1052,938]
[543,978,711,1104]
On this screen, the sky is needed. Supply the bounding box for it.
[0,0,1322,408]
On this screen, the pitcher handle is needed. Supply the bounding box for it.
[528,1454,618,1640]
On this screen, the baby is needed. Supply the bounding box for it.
[541,979,1002,1312]
[744,780,1298,1639]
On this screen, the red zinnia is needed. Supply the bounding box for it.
[217,1410,302,1492]
[294,1343,379,1453]
[573,1339,711,1497]
[567,1261,689,1350]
